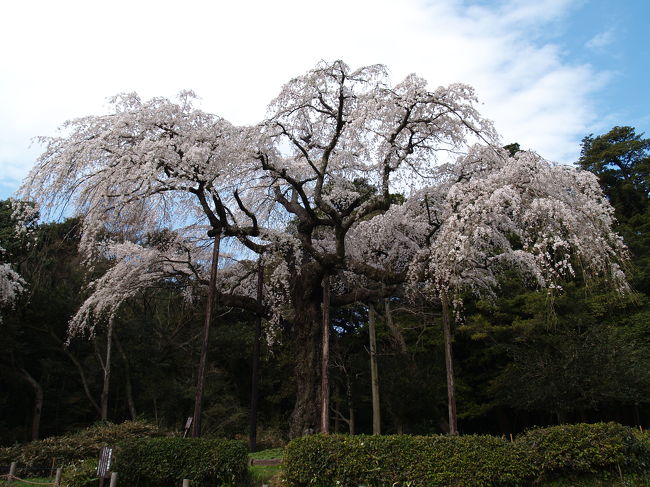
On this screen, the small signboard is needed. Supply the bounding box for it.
[97,447,113,478]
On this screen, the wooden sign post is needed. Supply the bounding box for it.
[97,447,114,487]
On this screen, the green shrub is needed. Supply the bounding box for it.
[116,437,249,487]
[284,434,532,487]
[283,424,650,487]
[0,421,161,470]
[517,422,650,480]
[61,458,100,487]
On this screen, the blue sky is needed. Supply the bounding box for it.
[553,0,649,136]
[1,0,648,200]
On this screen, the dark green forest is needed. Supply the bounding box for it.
[1,126,649,447]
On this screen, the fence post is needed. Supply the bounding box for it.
[182,480,190,487]
[54,467,62,486]
[8,462,16,485]
[109,472,118,487]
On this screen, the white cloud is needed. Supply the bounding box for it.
[586,28,615,50]
[0,0,605,196]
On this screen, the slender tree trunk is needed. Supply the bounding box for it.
[100,318,114,421]
[320,274,331,434]
[249,259,264,452]
[346,373,355,435]
[368,305,381,435]
[333,384,341,433]
[441,294,458,435]
[56,333,102,416]
[192,228,222,437]
[20,368,43,440]
[114,333,137,420]
[382,299,415,433]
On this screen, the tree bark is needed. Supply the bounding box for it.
[320,274,331,434]
[368,304,381,435]
[192,229,222,437]
[248,259,264,452]
[20,368,43,440]
[100,318,114,421]
[288,282,323,438]
[441,294,458,435]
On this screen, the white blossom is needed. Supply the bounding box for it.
[404,146,628,303]
[16,61,626,339]
[0,246,25,321]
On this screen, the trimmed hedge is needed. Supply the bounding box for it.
[115,437,249,487]
[0,421,160,469]
[284,423,650,487]
[518,422,650,481]
[284,434,530,487]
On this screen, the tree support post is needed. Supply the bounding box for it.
[368,304,381,435]
[320,274,331,433]
[8,462,16,485]
[192,228,222,437]
[249,259,264,451]
[441,294,458,435]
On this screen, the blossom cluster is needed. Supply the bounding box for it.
[15,61,628,335]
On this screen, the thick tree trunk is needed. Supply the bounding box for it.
[100,318,114,422]
[320,274,331,434]
[249,260,264,452]
[288,295,322,439]
[20,368,43,440]
[368,305,381,435]
[441,294,458,435]
[192,229,222,437]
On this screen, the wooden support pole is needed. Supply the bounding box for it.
[54,468,62,486]
[182,480,190,487]
[109,472,118,487]
[368,305,381,435]
[248,259,264,452]
[320,274,331,434]
[192,229,222,437]
[441,294,458,435]
[8,462,16,484]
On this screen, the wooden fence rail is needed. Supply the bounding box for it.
[1,462,62,486]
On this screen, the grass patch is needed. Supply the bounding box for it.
[249,448,284,486]
[1,477,53,486]
[249,448,284,461]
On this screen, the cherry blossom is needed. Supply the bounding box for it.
[17,60,625,436]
